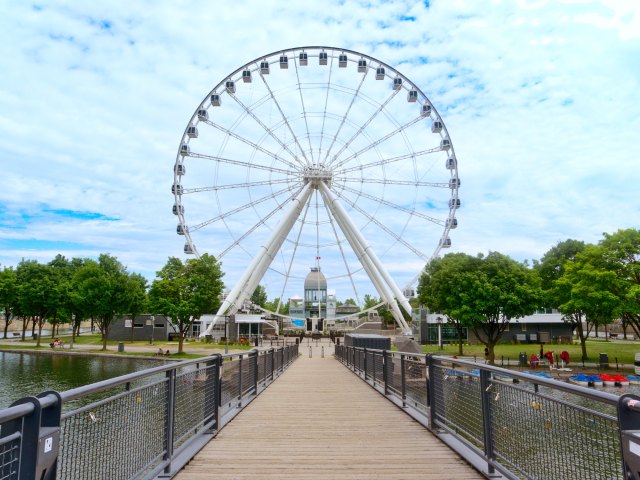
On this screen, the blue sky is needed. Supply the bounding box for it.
[0,0,638,303]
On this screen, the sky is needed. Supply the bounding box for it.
[0,0,638,305]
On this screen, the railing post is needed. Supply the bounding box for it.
[271,348,276,381]
[401,354,406,408]
[382,349,388,396]
[253,350,259,395]
[163,368,177,475]
[426,354,436,427]
[363,348,368,380]
[479,369,496,475]
[238,354,243,407]
[263,349,268,386]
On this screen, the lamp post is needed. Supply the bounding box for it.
[436,316,443,350]
[225,316,229,354]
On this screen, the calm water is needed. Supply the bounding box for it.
[0,351,161,408]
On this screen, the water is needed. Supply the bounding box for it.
[0,351,161,408]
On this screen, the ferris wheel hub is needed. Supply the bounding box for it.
[303,165,333,188]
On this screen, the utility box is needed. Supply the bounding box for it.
[600,353,609,368]
[37,426,60,480]
[519,352,528,367]
[344,334,391,350]
[117,342,125,352]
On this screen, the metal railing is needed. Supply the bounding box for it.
[335,345,640,480]
[0,344,298,480]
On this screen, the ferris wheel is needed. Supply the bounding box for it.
[172,46,460,335]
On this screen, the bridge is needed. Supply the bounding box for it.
[2,340,640,480]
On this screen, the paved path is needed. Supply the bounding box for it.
[175,341,482,480]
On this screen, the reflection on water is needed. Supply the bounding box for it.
[0,351,160,408]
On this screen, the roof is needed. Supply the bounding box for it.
[304,267,327,290]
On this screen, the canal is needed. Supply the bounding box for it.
[0,351,163,408]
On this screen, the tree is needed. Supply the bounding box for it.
[418,252,541,364]
[0,266,17,339]
[15,260,59,347]
[148,254,224,353]
[73,255,132,350]
[126,273,148,342]
[250,285,268,308]
[535,239,589,358]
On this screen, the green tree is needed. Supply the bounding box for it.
[0,266,17,339]
[126,273,148,341]
[535,239,588,358]
[418,252,541,364]
[148,254,224,353]
[73,255,132,350]
[15,260,59,347]
[250,285,268,308]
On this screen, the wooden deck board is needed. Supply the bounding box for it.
[175,342,483,480]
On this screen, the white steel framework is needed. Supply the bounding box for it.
[172,46,460,335]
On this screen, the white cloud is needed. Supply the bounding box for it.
[0,0,638,306]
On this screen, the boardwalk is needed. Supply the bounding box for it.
[176,342,483,480]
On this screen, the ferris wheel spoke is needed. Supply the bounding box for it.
[324,88,401,167]
[331,115,424,171]
[293,60,316,165]
[316,56,335,166]
[188,152,295,176]
[258,71,311,166]
[321,69,368,166]
[189,184,299,232]
[200,120,300,171]
[334,147,443,176]
[339,184,444,226]
[333,188,430,261]
[335,177,447,188]
[227,92,306,168]
[183,178,294,195]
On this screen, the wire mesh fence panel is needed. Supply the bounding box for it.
[373,352,384,387]
[220,360,241,415]
[58,380,168,480]
[241,356,256,398]
[432,364,484,449]
[490,381,622,480]
[258,353,266,385]
[265,351,273,380]
[0,434,19,480]
[386,356,402,397]
[404,357,428,411]
[173,362,217,448]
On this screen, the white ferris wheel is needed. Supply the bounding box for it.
[172,46,460,335]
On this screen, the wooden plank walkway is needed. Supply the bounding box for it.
[175,342,483,480]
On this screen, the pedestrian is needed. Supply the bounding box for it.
[484,347,489,363]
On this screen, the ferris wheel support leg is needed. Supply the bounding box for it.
[318,183,412,318]
[318,183,411,334]
[202,184,313,337]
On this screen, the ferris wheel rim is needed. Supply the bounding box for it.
[173,45,460,308]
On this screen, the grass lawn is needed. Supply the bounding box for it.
[422,339,640,366]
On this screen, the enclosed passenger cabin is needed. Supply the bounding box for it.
[299,52,308,65]
[407,90,418,102]
[197,109,208,121]
[172,204,184,215]
[357,59,367,72]
[210,94,221,106]
[242,70,252,83]
[225,81,235,94]
[174,164,186,175]
[393,77,403,90]
[449,177,461,189]
[179,144,190,156]
[440,138,451,150]
[439,237,452,248]
[172,184,183,195]
[186,126,198,138]
[319,51,328,65]
[376,67,385,80]
[446,217,458,229]
[260,61,270,74]
[421,104,432,116]
[431,120,443,133]
[176,224,187,235]
[449,198,461,209]
[279,55,288,68]
[184,243,195,254]
[446,157,457,169]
